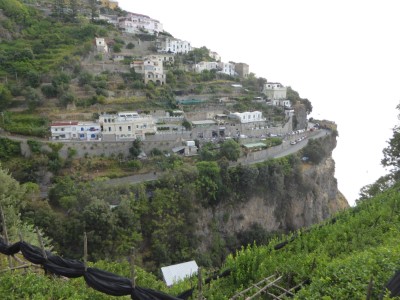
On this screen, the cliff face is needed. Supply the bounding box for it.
[196,134,349,251]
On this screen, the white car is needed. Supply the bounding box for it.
[290,141,297,145]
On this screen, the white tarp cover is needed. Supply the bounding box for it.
[161,261,198,286]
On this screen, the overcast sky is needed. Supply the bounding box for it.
[117,0,400,206]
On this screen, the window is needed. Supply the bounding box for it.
[108,127,111,131]
[61,128,64,131]
[128,126,131,131]
[81,128,84,131]
[119,126,122,131]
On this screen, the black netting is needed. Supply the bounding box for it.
[0,238,186,299]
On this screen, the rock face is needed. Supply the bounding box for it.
[293,103,308,130]
[196,133,349,250]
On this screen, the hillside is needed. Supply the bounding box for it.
[0,1,364,299]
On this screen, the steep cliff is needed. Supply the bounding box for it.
[196,133,349,253]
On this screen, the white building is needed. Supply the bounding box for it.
[95,38,109,53]
[118,13,163,35]
[97,14,118,26]
[272,99,291,107]
[50,121,101,141]
[209,51,221,62]
[158,37,192,54]
[99,111,156,141]
[194,61,219,73]
[228,111,265,123]
[218,62,236,76]
[130,55,166,85]
[262,82,287,100]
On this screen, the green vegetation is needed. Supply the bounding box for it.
[0,1,372,298]
[203,183,400,299]
[0,112,49,137]
[2,157,400,298]
[0,137,20,159]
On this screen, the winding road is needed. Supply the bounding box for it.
[105,129,329,186]
[0,128,328,188]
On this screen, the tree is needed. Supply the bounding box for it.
[0,164,50,246]
[382,112,400,178]
[219,139,241,161]
[300,98,313,114]
[182,119,192,130]
[81,198,114,260]
[89,0,98,21]
[129,138,142,158]
[196,161,222,206]
[358,174,394,201]
[302,139,327,164]
[0,84,12,111]
[69,0,78,20]
[199,142,218,161]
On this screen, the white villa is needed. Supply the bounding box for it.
[130,55,166,85]
[218,62,236,76]
[158,37,192,54]
[209,51,221,62]
[118,13,163,35]
[194,61,219,73]
[50,121,101,141]
[271,99,291,107]
[262,82,287,100]
[96,14,119,26]
[99,111,156,141]
[228,111,265,123]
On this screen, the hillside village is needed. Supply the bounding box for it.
[30,0,312,160]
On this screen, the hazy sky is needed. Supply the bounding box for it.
[117,0,400,205]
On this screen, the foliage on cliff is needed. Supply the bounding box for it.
[1,165,400,299]
[203,182,400,299]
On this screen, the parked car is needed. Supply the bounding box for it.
[290,141,297,145]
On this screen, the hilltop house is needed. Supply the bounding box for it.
[262,82,287,100]
[158,37,192,54]
[50,121,101,141]
[194,61,220,73]
[271,99,291,107]
[97,14,118,26]
[95,38,109,54]
[118,12,163,35]
[209,51,221,62]
[218,62,236,76]
[98,111,156,141]
[235,63,250,78]
[130,55,166,85]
